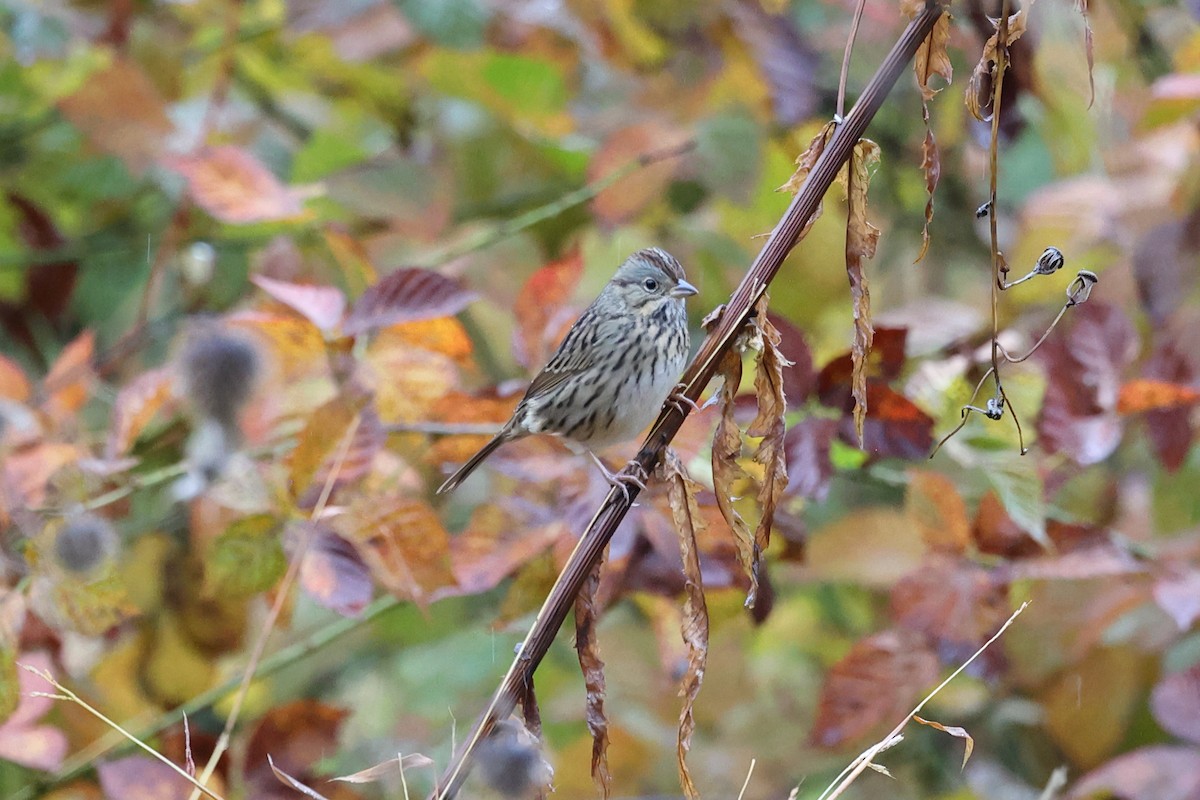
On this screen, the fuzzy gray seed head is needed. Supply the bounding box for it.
[181,330,261,425]
[54,514,119,574]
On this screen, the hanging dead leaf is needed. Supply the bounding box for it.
[300,528,373,617]
[913,14,953,101]
[780,120,835,197]
[573,557,611,797]
[747,298,789,579]
[913,715,974,769]
[342,267,477,335]
[166,146,305,224]
[810,628,939,748]
[915,123,940,264]
[105,367,175,462]
[514,249,584,369]
[965,1,1037,122]
[842,139,881,446]
[710,348,758,606]
[251,276,347,333]
[660,450,708,800]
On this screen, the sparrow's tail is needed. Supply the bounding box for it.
[436,432,510,494]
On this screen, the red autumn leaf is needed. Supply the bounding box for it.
[1138,337,1198,471]
[890,556,1010,670]
[1037,302,1138,465]
[1067,745,1200,800]
[300,529,373,617]
[448,505,565,597]
[768,313,816,407]
[841,383,933,460]
[1151,663,1200,745]
[97,755,192,800]
[810,628,939,748]
[513,249,584,369]
[251,275,347,333]
[58,59,173,175]
[816,326,908,410]
[972,490,1041,558]
[244,700,348,799]
[166,146,304,224]
[784,416,838,501]
[341,268,478,335]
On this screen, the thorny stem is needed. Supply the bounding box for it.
[428,4,948,797]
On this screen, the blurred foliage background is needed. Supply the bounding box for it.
[2,0,1200,798]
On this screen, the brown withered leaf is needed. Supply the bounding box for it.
[842,139,881,446]
[915,122,940,264]
[342,267,478,336]
[514,249,584,369]
[1067,745,1200,800]
[340,495,454,604]
[913,715,974,770]
[105,367,175,462]
[251,275,347,333]
[332,753,434,785]
[780,120,835,197]
[288,394,382,505]
[966,1,1037,123]
[710,348,758,606]
[914,14,953,102]
[245,700,347,796]
[1076,0,1095,107]
[905,470,970,554]
[810,628,939,748]
[58,59,172,175]
[300,529,372,617]
[574,557,611,797]
[747,298,789,581]
[167,146,305,224]
[660,450,709,800]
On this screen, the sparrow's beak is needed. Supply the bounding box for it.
[670,280,699,298]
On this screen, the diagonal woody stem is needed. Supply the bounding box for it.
[429,3,948,797]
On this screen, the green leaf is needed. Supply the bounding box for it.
[0,648,17,723]
[987,460,1050,549]
[206,514,287,598]
[399,0,489,48]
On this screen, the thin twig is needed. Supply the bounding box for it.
[21,665,226,800]
[837,0,868,120]
[736,758,757,800]
[384,421,500,436]
[818,601,1030,800]
[427,5,948,797]
[187,415,363,800]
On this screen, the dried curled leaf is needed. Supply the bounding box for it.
[914,14,953,102]
[915,120,940,264]
[913,715,975,769]
[573,557,611,797]
[842,139,881,446]
[661,450,710,800]
[747,296,789,574]
[780,121,836,238]
[966,1,1038,122]
[710,348,758,605]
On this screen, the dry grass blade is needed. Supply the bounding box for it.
[912,714,974,769]
[843,139,881,445]
[269,755,331,799]
[334,753,435,784]
[574,557,611,796]
[711,348,759,605]
[819,601,1030,800]
[20,664,226,800]
[747,297,790,575]
[662,450,711,800]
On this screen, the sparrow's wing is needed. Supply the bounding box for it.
[522,304,600,399]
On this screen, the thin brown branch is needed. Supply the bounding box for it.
[427,3,949,798]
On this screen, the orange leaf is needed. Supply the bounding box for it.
[228,311,327,379]
[58,59,172,175]
[913,715,974,769]
[514,250,584,369]
[166,146,304,224]
[105,368,175,461]
[374,317,474,365]
[0,355,31,402]
[339,496,455,604]
[905,470,970,554]
[1117,378,1200,414]
[43,330,95,423]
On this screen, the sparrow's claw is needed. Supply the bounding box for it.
[667,384,701,414]
[589,454,648,503]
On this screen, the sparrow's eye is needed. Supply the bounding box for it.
[642,278,659,292]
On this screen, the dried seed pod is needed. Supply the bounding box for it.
[1034,246,1065,275]
[1066,270,1099,306]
